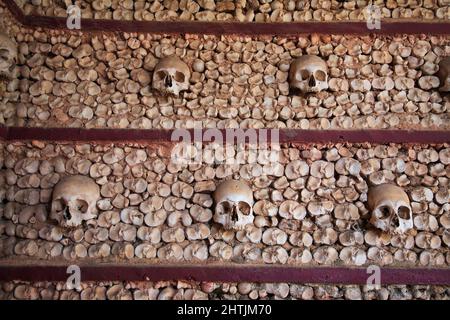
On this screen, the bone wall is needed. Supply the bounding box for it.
[0,141,448,267]
[1,280,449,300]
[0,9,449,130]
[14,0,450,22]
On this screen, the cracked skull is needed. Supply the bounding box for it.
[213,180,254,230]
[0,31,17,82]
[50,175,100,227]
[368,184,413,234]
[289,55,329,93]
[437,56,450,92]
[152,56,190,96]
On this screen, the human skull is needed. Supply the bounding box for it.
[213,180,254,230]
[289,55,329,93]
[50,175,100,227]
[0,31,17,82]
[367,184,413,234]
[152,56,191,96]
[437,56,450,92]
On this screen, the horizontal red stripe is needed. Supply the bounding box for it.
[4,0,450,35]
[1,127,449,144]
[0,265,448,285]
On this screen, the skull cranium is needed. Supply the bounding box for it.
[437,56,450,92]
[289,55,329,93]
[213,180,254,230]
[368,184,413,234]
[0,31,17,82]
[50,175,100,227]
[152,56,191,96]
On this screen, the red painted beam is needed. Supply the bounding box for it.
[0,126,7,139]
[3,0,23,23]
[3,0,450,35]
[1,127,449,144]
[0,265,449,285]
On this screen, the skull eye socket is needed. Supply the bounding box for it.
[238,201,251,215]
[376,206,392,219]
[0,49,9,60]
[217,201,231,214]
[397,206,411,220]
[53,199,66,212]
[73,199,89,213]
[314,70,327,82]
[298,69,309,81]
[174,71,185,83]
[154,70,167,81]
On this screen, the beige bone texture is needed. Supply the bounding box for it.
[289,55,329,93]
[50,175,100,227]
[152,56,191,96]
[213,179,254,230]
[0,31,17,81]
[368,184,413,234]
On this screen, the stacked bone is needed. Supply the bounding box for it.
[0,141,448,266]
[1,280,449,300]
[0,0,449,303]
[16,0,450,21]
[0,16,449,129]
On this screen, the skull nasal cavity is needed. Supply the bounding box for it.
[392,214,399,225]
[398,206,411,219]
[309,75,316,87]
[64,207,72,220]
[165,75,172,87]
